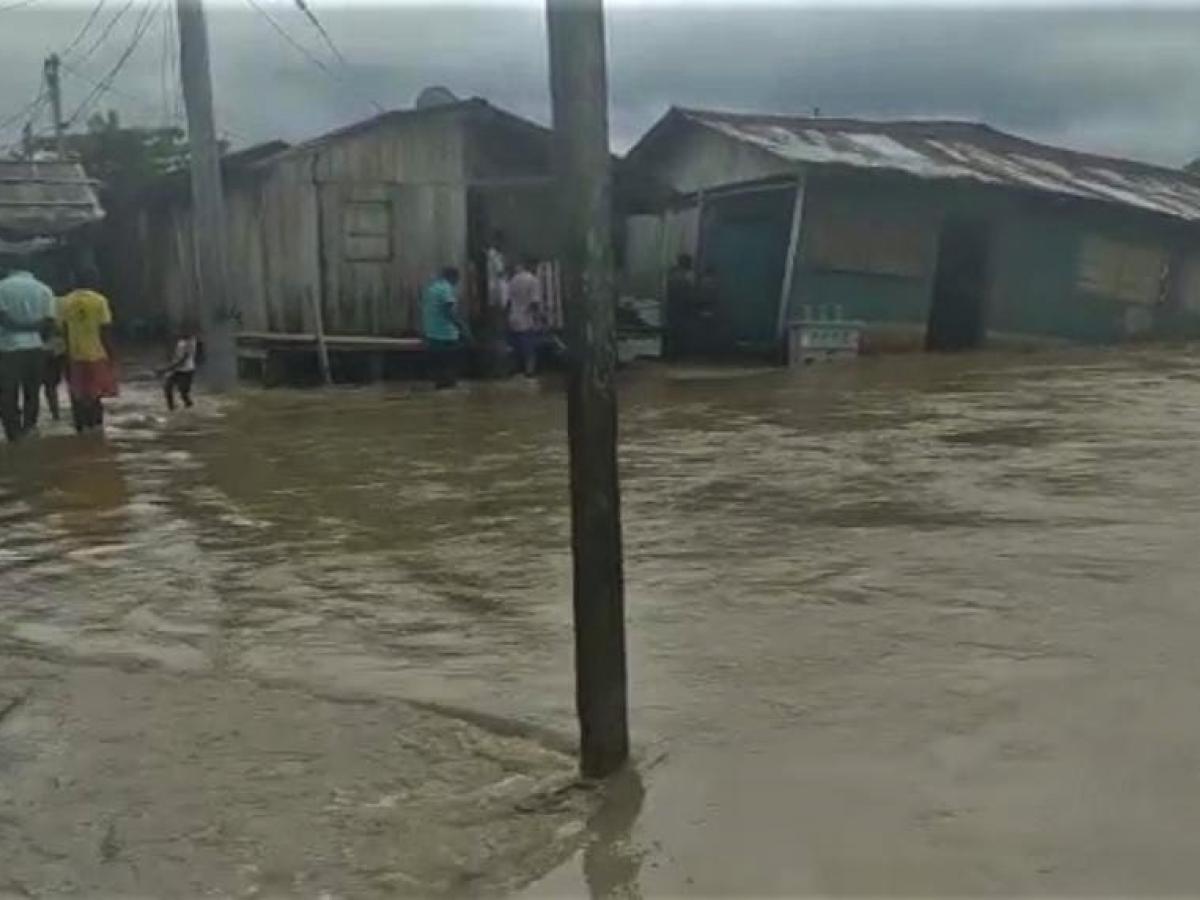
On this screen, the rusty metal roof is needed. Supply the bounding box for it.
[664,108,1200,223]
[0,160,104,237]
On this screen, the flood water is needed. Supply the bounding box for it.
[8,348,1200,894]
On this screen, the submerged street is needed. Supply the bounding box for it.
[7,348,1200,894]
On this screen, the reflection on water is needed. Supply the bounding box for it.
[9,349,1200,890]
[583,766,646,899]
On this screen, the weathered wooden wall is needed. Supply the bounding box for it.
[110,104,576,338]
[118,106,479,337]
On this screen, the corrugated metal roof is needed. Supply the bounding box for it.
[0,160,104,237]
[672,108,1200,223]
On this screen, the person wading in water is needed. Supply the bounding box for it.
[60,267,117,433]
[158,326,198,411]
[422,266,470,388]
[0,258,56,442]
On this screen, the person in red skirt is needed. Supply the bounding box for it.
[59,267,117,433]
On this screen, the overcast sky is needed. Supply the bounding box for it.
[3,1,1200,167]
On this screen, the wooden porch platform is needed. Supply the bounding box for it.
[236,332,429,384]
[237,332,426,352]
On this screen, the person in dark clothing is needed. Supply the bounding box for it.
[664,253,695,359]
[693,265,721,356]
[0,350,46,441]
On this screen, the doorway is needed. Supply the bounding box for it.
[700,188,795,356]
[926,217,991,351]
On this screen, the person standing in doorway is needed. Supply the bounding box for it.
[422,266,469,389]
[482,229,511,375]
[486,230,508,313]
[0,260,56,442]
[60,268,117,432]
[664,253,695,360]
[507,257,543,377]
[158,326,197,411]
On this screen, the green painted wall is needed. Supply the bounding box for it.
[786,171,1200,348]
[790,174,942,346]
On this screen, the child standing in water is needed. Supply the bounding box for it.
[159,329,197,411]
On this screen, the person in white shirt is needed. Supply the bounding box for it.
[158,327,197,410]
[506,257,543,377]
[486,230,508,311]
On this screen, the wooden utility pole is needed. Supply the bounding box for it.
[43,54,64,159]
[546,0,629,779]
[176,0,238,390]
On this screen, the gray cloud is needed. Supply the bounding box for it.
[3,3,1200,166]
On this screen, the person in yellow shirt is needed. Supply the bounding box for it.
[60,267,117,433]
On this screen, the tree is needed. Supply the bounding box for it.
[33,110,212,201]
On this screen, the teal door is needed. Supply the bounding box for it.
[703,189,794,354]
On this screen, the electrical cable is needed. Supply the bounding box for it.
[293,0,350,72]
[62,1,162,130]
[60,0,109,59]
[71,0,136,67]
[244,0,384,114]
[0,89,48,138]
[60,56,252,144]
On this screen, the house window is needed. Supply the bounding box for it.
[1076,235,1165,305]
[343,201,392,261]
[805,210,929,278]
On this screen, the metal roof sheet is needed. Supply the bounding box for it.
[0,160,104,237]
[675,109,1200,223]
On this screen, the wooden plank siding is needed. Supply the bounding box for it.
[112,101,528,340]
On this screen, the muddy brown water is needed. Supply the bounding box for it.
[7,348,1200,894]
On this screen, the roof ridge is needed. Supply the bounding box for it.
[676,105,994,132]
[675,105,1196,184]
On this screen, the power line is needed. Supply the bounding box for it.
[60,55,252,144]
[0,0,40,13]
[70,0,136,67]
[61,0,109,59]
[243,0,383,114]
[292,0,350,72]
[63,1,163,129]
[0,89,48,139]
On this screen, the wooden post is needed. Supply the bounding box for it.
[309,162,333,386]
[177,0,238,391]
[43,54,65,159]
[774,176,807,350]
[546,0,629,779]
[309,290,332,385]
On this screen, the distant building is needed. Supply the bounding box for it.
[0,160,104,282]
[624,107,1200,356]
[113,99,566,336]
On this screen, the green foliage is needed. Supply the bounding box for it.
[76,110,190,197]
[37,110,204,203]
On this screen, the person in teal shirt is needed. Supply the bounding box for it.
[0,263,56,441]
[422,267,469,388]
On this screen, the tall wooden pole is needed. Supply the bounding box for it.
[546,0,629,779]
[176,0,238,390]
[43,54,64,159]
